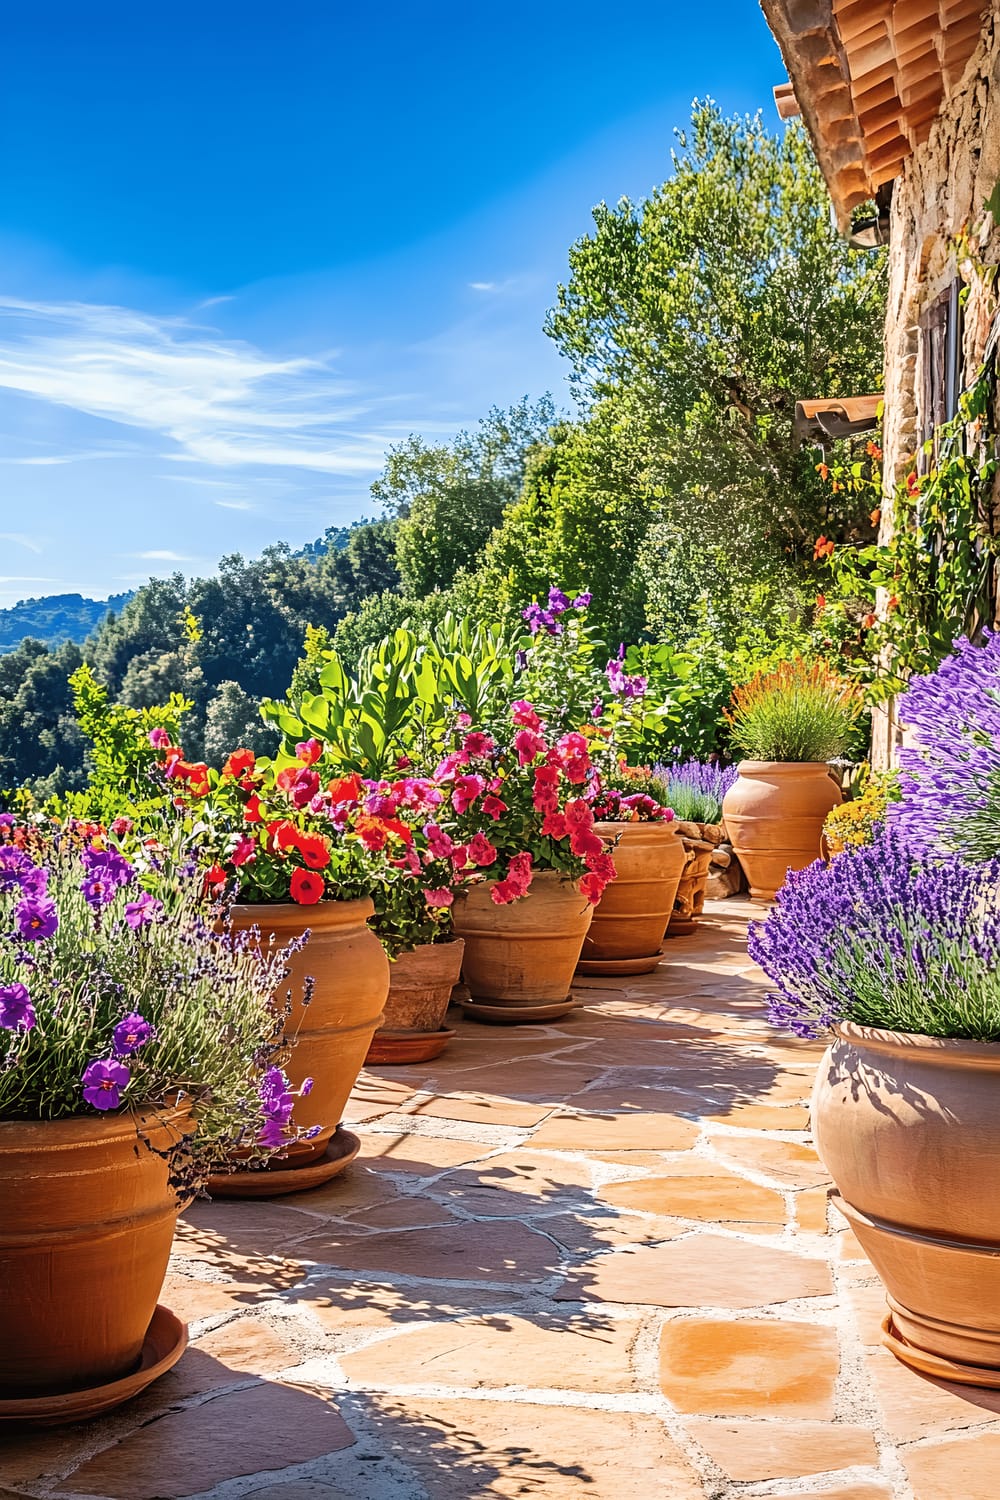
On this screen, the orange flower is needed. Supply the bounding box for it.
[290,867,324,905]
[328,774,363,804]
[861,612,877,629]
[815,594,827,612]
[906,471,920,496]
[813,535,835,561]
[816,462,830,480]
[866,441,882,461]
[887,595,900,612]
[870,508,881,527]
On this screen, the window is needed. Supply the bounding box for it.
[918,278,963,467]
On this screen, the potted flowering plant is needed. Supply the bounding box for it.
[322,772,474,1066]
[148,734,391,1196]
[751,633,1000,1387]
[442,705,616,1021]
[721,658,863,901]
[749,824,1000,1387]
[657,759,739,935]
[0,817,305,1421]
[576,760,684,975]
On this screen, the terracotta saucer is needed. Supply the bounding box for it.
[461,994,578,1024]
[206,1125,361,1198]
[575,949,666,976]
[881,1313,1000,1389]
[365,1028,456,1066]
[0,1304,188,1427]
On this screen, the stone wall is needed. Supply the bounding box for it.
[872,12,1000,766]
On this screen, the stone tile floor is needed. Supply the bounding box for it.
[4,898,1000,1499]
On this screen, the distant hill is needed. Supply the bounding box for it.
[0,592,135,652]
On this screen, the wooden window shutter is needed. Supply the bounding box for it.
[918,278,964,469]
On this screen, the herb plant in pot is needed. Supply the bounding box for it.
[721,659,863,901]
[577,764,683,975]
[445,706,616,1022]
[751,825,1000,1385]
[151,737,391,1196]
[658,759,738,935]
[0,819,303,1422]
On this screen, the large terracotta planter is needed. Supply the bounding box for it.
[578,822,686,974]
[0,1109,190,1416]
[722,761,841,902]
[365,938,464,1065]
[813,1024,1000,1384]
[210,898,388,1196]
[453,870,593,1021]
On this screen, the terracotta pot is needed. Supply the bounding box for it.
[365,939,464,1065]
[666,837,715,937]
[0,1109,190,1400]
[452,870,593,1018]
[222,899,388,1178]
[813,1024,1000,1382]
[579,822,686,971]
[722,761,842,902]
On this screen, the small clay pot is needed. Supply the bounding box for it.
[212,899,387,1191]
[578,821,686,971]
[0,1109,190,1400]
[365,939,464,1065]
[453,870,593,1019]
[666,836,715,937]
[813,1024,1000,1381]
[722,761,841,902]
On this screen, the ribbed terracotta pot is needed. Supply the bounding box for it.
[813,1024,1000,1383]
[666,836,715,937]
[722,761,841,902]
[365,938,464,1065]
[578,822,686,973]
[453,870,593,1020]
[211,898,387,1192]
[0,1109,190,1401]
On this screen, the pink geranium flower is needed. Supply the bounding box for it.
[511,701,542,730]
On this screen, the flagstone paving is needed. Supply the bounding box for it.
[3,897,1000,1498]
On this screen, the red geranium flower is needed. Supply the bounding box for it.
[297,833,331,870]
[290,867,324,905]
[328,774,363,805]
[295,738,324,765]
[223,748,256,779]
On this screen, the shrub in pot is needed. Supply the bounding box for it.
[658,759,738,934]
[149,737,392,1195]
[750,824,1000,1386]
[577,766,683,974]
[0,816,303,1420]
[721,658,863,901]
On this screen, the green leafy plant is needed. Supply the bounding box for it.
[727,658,864,762]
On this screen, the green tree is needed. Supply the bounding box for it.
[545,101,887,578]
[376,396,558,597]
[0,640,86,799]
[202,680,277,764]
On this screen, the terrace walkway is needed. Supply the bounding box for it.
[4,899,1000,1500]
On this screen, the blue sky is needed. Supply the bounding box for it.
[0,1,787,607]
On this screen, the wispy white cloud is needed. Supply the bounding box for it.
[0,448,133,466]
[214,499,256,511]
[136,549,193,561]
[0,296,399,476]
[469,281,499,293]
[0,532,43,553]
[0,575,58,584]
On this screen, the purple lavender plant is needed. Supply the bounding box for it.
[890,632,1000,862]
[656,759,738,824]
[748,825,1000,1040]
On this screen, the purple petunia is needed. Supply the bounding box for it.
[547,587,570,614]
[14,895,58,942]
[0,847,37,894]
[124,891,164,929]
[0,982,36,1032]
[82,1058,131,1110]
[81,846,135,889]
[572,591,592,609]
[81,874,116,909]
[112,1012,154,1055]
